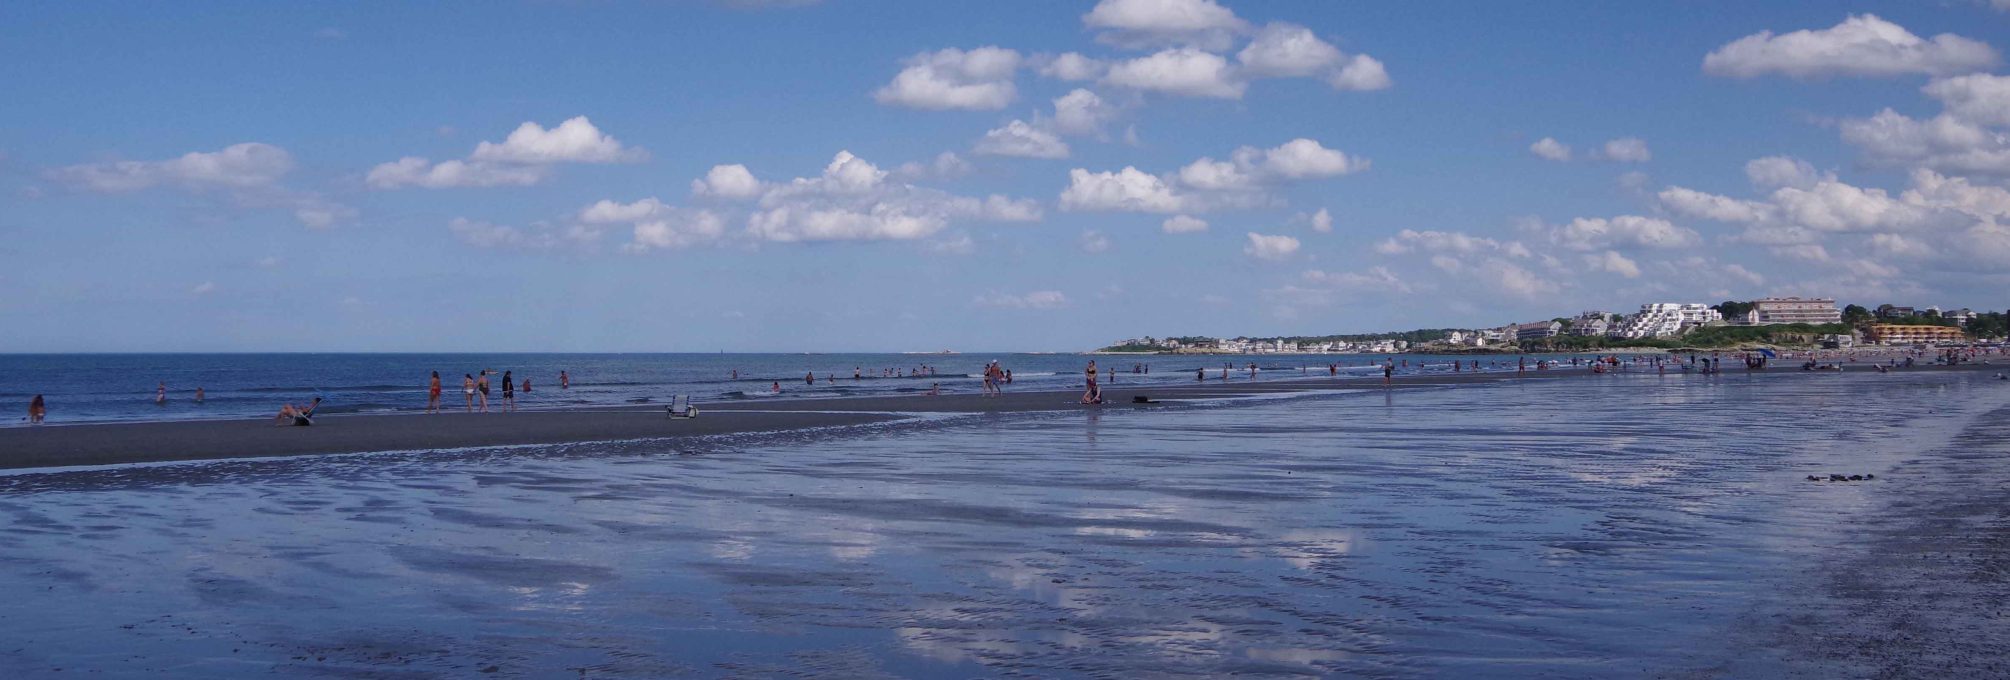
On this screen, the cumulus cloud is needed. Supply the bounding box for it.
[1703,14,1998,79]
[1237,22,1341,78]
[1061,138,1362,213]
[1328,54,1392,91]
[1544,215,1700,251]
[1922,73,2010,126]
[1036,52,1107,81]
[1375,229,1524,256]
[892,151,973,181]
[874,46,1021,111]
[1584,250,1642,278]
[1050,89,1119,137]
[1243,232,1300,260]
[1103,48,1245,98]
[1839,107,2010,175]
[1082,0,1248,51]
[367,157,547,189]
[747,150,1041,242]
[691,164,764,200]
[625,211,728,252]
[1161,214,1208,233]
[1307,207,1333,233]
[1596,137,1652,163]
[469,116,646,164]
[369,116,639,189]
[49,142,294,192]
[1744,156,1821,189]
[974,290,1069,309]
[1529,137,1572,162]
[1060,166,1188,213]
[975,120,1070,159]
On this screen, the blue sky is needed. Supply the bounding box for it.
[4,0,2009,352]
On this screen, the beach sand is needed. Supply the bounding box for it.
[1,363,1997,471]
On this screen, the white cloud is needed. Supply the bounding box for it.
[1243,232,1300,260]
[1050,89,1118,136]
[1546,215,1700,251]
[1078,229,1112,253]
[1477,259,1558,298]
[974,119,1070,159]
[874,46,1022,111]
[1308,207,1333,233]
[1660,186,1775,223]
[293,201,357,230]
[1259,138,1363,177]
[1703,14,1999,79]
[449,217,529,248]
[1301,266,1408,293]
[1237,22,1341,78]
[1923,73,2010,126]
[1063,138,1362,213]
[1745,156,1821,189]
[1839,108,2010,175]
[1060,166,1187,213]
[892,151,973,181]
[1103,48,1245,99]
[469,116,645,164]
[1529,137,1572,162]
[1375,229,1515,256]
[49,142,294,192]
[1037,53,1107,81]
[1771,180,1936,232]
[1596,137,1652,163]
[1583,250,1642,278]
[974,290,1069,309]
[1161,214,1208,233]
[366,157,548,189]
[748,150,1040,242]
[691,164,763,200]
[579,197,673,224]
[625,211,727,252]
[1082,0,1248,51]
[1328,54,1392,91]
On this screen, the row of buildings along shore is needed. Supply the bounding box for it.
[1108,297,1997,354]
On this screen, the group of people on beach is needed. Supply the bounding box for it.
[980,361,1010,397]
[424,369,570,414]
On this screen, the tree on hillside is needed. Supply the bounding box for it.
[1842,304,1873,327]
[1713,300,1753,319]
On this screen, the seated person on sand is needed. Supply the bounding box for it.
[275,397,322,426]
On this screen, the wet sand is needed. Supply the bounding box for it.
[2,364,1998,471]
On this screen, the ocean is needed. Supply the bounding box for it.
[1,369,2002,676]
[0,352,1582,425]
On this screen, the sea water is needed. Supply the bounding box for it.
[1,352,1583,425]
[0,369,2001,677]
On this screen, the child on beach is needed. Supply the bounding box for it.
[29,395,45,424]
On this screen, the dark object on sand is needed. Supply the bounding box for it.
[1132,396,1156,404]
[1808,473,1876,482]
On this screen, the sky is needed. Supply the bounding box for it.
[3,0,2010,353]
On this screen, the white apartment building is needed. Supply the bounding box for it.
[1745,297,1841,325]
[1615,303,1721,338]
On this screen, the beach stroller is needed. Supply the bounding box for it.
[667,395,697,419]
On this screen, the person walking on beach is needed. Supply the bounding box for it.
[28,395,45,424]
[1082,360,1100,404]
[462,374,475,412]
[427,372,442,414]
[501,371,516,412]
[477,370,491,413]
[560,370,570,389]
[1383,362,1394,386]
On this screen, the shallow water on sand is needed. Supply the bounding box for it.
[0,371,2003,678]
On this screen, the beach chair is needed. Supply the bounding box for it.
[667,395,697,419]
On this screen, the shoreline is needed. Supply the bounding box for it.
[1,363,2000,472]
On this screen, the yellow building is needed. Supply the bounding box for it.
[1869,324,1968,345]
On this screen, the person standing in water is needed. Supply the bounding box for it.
[29,395,46,424]
[1082,360,1100,404]
[560,370,570,389]
[772,381,781,393]
[428,372,443,414]
[194,387,205,403]
[501,370,516,412]
[462,374,475,412]
[155,382,166,405]
[476,370,491,413]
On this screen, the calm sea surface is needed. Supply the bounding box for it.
[1,369,2001,677]
[2,352,1594,424]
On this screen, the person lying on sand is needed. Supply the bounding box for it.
[275,397,321,427]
